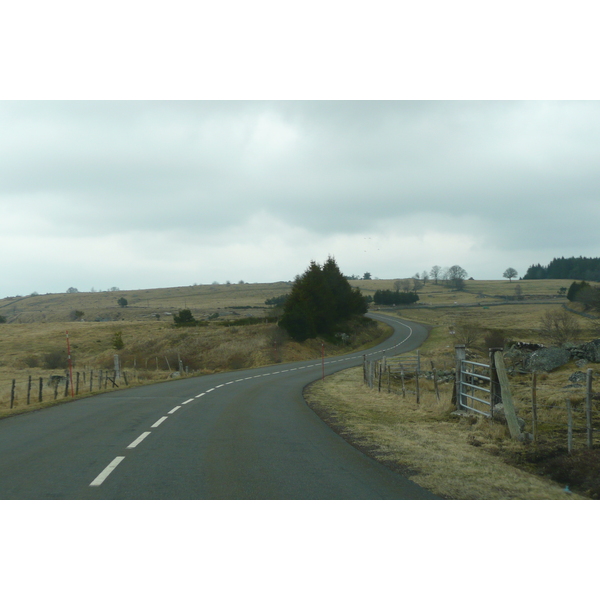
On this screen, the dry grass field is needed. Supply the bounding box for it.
[0,280,391,418]
[0,281,293,324]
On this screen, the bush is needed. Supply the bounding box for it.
[483,329,506,350]
[0,315,6,324]
[112,331,125,350]
[23,355,40,368]
[265,294,289,307]
[373,289,419,305]
[43,350,68,370]
[454,322,480,348]
[539,308,581,344]
[173,309,197,327]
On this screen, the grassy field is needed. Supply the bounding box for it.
[0,280,392,417]
[305,367,585,499]
[0,281,293,324]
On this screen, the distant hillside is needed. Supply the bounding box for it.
[523,257,600,281]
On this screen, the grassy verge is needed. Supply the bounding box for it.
[305,367,586,500]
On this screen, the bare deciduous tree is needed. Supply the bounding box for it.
[539,309,581,345]
[430,265,442,284]
[454,321,481,348]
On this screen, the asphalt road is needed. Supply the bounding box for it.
[0,313,439,500]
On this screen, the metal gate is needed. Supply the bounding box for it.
[457,359,494,416]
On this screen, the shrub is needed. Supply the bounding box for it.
[483,329,506,350]
[539,308,581,345]
[112,331,125,350]
[454,322,480,348]
[373,289,419,305]
[173,309,197,327]
[265,294,289,307]
[23,355,40,368]
[43,350,68,369]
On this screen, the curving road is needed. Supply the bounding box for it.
[0,313,438,500]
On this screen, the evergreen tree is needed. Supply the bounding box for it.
[279,258,368,341]
[173,309,197,327]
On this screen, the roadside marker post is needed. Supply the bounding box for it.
[66,331,75,398]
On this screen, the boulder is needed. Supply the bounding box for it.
[577,339,600,362]
[568,371,587,384]
[526,347,570,372]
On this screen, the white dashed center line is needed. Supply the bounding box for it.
[127,431,151,449]
[90,456,125,487]
[151,416,168,428]
[168,406,181,414]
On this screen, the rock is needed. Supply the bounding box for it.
[578,339,600,362]
[526,347,570,372]
[576,359,589,368]
[568,371,587,384]
[491,403,526,432]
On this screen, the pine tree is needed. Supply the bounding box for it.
[279,258,368,341]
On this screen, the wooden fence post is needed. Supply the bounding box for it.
[566,398,573,454]
[494,351,522,440]
[387,366,391,393]
[38,377,43,402]
[415,368,420,404]
[586,368,593,449]
[76,372,80,395]
[378,362,382,392]
[430,360,440,403]
[488,348,503,417]
[27,375,32,405]
[64,375,69,398]
[531,372,538,444]
[10,379,16,408]
[90,371,94,392]
[454,345,466,409]
[400,368,406,398]
[123,371,129,386]
[54,379,59,400]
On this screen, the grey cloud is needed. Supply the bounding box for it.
[1,100,600,296]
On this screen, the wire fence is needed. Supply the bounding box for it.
[0,365,192,412]
[515,369,599,452]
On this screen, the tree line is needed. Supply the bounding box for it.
[373,290,419,305]
[523,257,600,281]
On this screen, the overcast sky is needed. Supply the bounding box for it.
[2,2,599,299]
[1,100,599,297]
